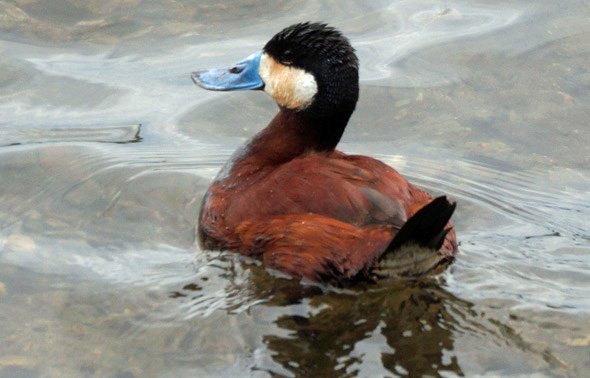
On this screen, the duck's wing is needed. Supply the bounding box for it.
[224,153,420,229]
[329,154,458,257]
[235,213,393,282]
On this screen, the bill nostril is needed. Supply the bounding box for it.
[229,66,244,74]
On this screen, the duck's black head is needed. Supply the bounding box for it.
[192,22,360,150]
[261,23,359,116]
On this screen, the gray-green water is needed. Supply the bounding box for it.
[1,1,589,376]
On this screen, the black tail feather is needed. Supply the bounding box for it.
[387,196,456,251]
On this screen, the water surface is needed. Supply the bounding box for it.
[1,0,589,377]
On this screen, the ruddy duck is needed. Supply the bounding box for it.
[192,22,458,283]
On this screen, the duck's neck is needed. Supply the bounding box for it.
[218,108,352,183]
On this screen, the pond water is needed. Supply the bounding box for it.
[1,0,589,376]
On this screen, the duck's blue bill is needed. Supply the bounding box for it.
[191,51,263,91]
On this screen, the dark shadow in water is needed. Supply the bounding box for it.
[254,277,465,377]
[175,256,469,376]
[172,255,566,377]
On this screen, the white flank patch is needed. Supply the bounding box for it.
[373,243,442,277]
[259,53,317,110]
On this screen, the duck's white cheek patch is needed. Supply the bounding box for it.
[259,53,317,110]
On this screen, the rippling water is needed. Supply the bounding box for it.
[1,1,589,377]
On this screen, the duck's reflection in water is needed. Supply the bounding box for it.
[172,253,565,376]
[190,257,465,377]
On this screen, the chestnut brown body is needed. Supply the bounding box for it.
[198,111,458,282]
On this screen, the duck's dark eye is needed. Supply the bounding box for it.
[281,50,293,65]
[229,66,244,74]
